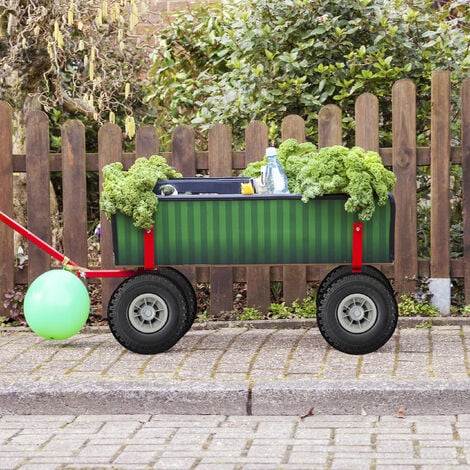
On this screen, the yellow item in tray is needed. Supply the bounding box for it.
[241,181,255,195]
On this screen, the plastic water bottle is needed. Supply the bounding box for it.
[264,147,289,194]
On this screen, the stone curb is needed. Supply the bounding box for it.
[0,381,249,416]
[251,380,470,416]
[1,380,469,416]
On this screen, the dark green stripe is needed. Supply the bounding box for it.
[249,201,256,263]
[277,199,285,263]
[220,202,230,263]
[262,200,271,263]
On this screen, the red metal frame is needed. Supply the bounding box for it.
[0,210,153,279]
[351,222,363,273]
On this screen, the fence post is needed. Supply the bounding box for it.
[245,121,270,312]
[98,123,123,315]
[26,111,51,283]
[429,70,451,313]
[280,115,307,305]
[62,120,88,269]
[208,124,234,315]
[461,78,470,303]
[392,79,418,297]
[0,101,14,313]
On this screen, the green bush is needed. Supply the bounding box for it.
[146,0,469,148]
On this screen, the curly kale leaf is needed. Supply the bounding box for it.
[243,139,396,221]
[295,145,396,221]
[278,139,316,192]
[241,158,266,178]
[100,155,182,230]
[277,138,316,169]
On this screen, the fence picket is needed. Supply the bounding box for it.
[355,93,379,152]
[392,79,418,295]
[281,115,305,143]
[318,104,342,148]
[170,125,197,288]
[26,111,51,283]
[0,102,13,312]
[172,125,196,176]
[136,125,159,161]
[62,121,88,269]
[98,123,123,315]
[280,115,308,305]
[245,121,270,312]
[208,124,233,314]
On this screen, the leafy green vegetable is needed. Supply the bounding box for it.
[243,139,396,221]
[292,145,396,221]
[278,139,316,192]
[100,155,182,230]
[240,159,266,179]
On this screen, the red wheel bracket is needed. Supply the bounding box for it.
[352,222,363,273]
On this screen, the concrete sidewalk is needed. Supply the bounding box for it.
[0,319,469,416]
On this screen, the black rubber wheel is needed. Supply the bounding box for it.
[316,266,352,307]
[159,267,197,333]
[108,273,187,354]
[317,273,398,355]
[317,265,394,308]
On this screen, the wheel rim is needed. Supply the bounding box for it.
[336,293,378,334]
[128,293,169,333]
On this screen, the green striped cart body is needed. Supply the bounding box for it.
[111,180,394,266]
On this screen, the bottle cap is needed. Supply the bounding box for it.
[266,147,277,157]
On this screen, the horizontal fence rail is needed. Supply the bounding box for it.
[0,71,469,315]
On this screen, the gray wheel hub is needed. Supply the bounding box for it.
[128,293,169,333]
[337,293,377,334]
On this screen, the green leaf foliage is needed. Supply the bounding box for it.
[146,0,469,148]
[100,156,182,230]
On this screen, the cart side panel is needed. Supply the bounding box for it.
[112,194,394,266]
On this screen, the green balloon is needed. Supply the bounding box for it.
[24,269,90,340]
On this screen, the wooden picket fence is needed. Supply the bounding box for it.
[0,70,469,315]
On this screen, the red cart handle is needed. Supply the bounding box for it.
[0,210,78,268]
[0,210,148,279]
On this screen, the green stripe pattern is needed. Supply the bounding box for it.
[112,195,393,266]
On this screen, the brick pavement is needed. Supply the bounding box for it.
[0,323,470,415]
[1,414,470,469]
[1,323,469,383]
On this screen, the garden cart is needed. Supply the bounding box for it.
[0,176,398,356]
